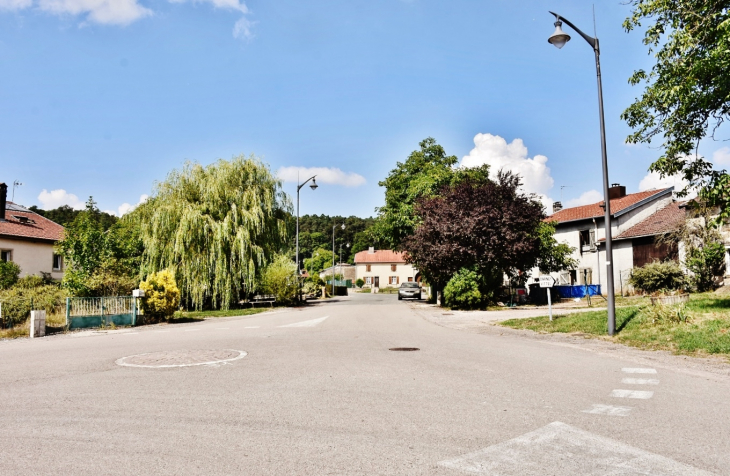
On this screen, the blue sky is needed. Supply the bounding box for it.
[1,0,726,218]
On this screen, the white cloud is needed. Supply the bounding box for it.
[564,190,603,208]
[461,133,554,196]
[277,167,366,187]
[37,189,85,209]
[712,146,730,166]
[116,193,148,216]
[169,0,252,38]
[37,0,152,25]
[232,15,254,39]
[0,0,32,10]
[638,171,690,194]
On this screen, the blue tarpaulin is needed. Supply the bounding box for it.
[555,285,602,299]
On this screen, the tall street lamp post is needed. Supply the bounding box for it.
[332,223,345,296]
[548,11,616,335]
[339,243,350,289]
[296,176,318,302]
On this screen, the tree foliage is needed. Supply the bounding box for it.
[372,137,472,250]
[139,269,180,320]
[56,198,142,296]
[292,215,375,265]
[0,261,21,290]
[138,156,290,310]
[536,221,578,274]
[443,267,489,310]
[622,1,730,215]
[629,260,687,294]
[30,203,118,229]
[258,254,298,304]
[404,172,545,295]
[303,247,335,275]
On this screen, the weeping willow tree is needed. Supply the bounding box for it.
[137,156,291,310]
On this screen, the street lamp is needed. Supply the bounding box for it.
[548,11,616,335]
[296,175,318,302]
[332,222,345,296]
[339,242,350,289]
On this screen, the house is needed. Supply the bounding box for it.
[319,263,357,283]
[0,183,65,280]
[535,184,685,291]
[354,248,418,288]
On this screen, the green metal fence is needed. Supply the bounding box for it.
[66,296,137,330]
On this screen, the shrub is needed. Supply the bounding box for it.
[0,284,66,327]
[140,270,180,320]
[444,268,485,310]
[258,255,298,304]
[686,241,726,292]
[0,261,21,290]
[629,261,687,295]
[355,278,364,288]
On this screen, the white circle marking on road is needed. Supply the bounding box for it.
[115,349,248,368]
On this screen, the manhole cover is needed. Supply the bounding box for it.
[389,347,420,352]
[116,349,247,368]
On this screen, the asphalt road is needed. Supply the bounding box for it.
[0,292,728,475]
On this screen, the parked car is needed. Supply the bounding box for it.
[398,282,421,300]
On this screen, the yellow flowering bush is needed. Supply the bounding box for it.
[139,269,180,320]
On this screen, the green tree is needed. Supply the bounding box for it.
[622,1,730,215]
[304,248,335,275]
[138,156,291,310]
[139,269,180,320]
[536,221,578,274]
[371,138,460,250]
[258,254,298,304]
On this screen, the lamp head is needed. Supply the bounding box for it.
[341,223,345,230]
[548,20,571,49]
[309,177,318,190]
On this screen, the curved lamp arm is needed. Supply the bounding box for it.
[297,175,317,192]
[549,11,598,52]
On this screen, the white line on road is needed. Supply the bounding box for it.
[278,316,329,328]
[582,404,632,417]
[154,330,170,333]
[611,389,654,399]
[622,378,660,385]
[622,368,657,374]
[216,328,230,330]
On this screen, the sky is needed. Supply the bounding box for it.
[0,0,726,218]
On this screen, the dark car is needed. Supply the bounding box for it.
[398,282,421,300]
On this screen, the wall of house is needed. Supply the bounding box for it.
[355,263,417,287]
[0,237,63,280]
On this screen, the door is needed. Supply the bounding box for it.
[374,276,380,288]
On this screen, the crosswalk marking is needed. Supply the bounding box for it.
[610,389,654,399]
[622,368,657,374]
[278,316,329,328]
[582,404,633,417]
[622,378,660,385]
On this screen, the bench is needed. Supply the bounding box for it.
[249,295,276,307]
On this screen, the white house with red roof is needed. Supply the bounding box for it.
[0,183,65,280]
[535,184,685,291]
[354,248,418,288]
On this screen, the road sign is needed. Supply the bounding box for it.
[539,276,555,288]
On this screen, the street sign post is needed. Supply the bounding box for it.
[540,276,555,321]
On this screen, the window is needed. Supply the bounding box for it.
[365,277,372,285]
[366,264,371,272]
[0,250,11,262]
[53,254,63,271]
[389,276,398,285]
[407,277,413,282]
[579,229,596,254]
[391,264,397,272]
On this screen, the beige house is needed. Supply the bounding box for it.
[354,248,418,288]
[0,185,65,280]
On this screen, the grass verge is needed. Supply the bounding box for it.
[499,293,730,357]
[171,308,271,320]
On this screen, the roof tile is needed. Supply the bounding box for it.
[614,201,686,240]
[354,250,406,264]
[0,202,64,242]
[548,188,671,224]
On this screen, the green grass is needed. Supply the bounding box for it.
[171,308,271,320]
[499,293,730,358]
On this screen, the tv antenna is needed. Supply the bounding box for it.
[11,180,22,202]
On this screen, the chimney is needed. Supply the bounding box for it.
[0,183,6,222]
[552,201,563,212]
[368,247,375,254]
[608,183,626,200]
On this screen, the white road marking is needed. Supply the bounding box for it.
[216,328,230,330]
[611,389,654,399]
[184,329,201,332]
[116,350,248,369]
[622,378,660,385]
[582,404,633,417]
[622,367,657,374]
[438,421,713,475]
[278,316,329,328]
[154,330,170,333]
[245,326,260,329]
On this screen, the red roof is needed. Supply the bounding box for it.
[0,202,64,242]
[548,188,672,224]
[614,201,686,240]
[354,249,406,264]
